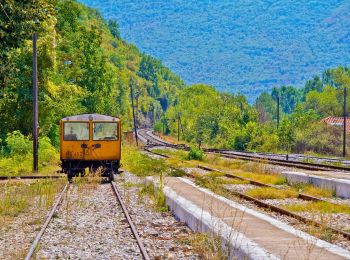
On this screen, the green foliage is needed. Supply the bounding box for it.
[0,0,184,145]
[79,0,350,102]
[0,131,58,176]
[108,20,121,39]
[5,131,32,155]
[139,182,168,212]
[186,147,204,161]
[153,121,163,133]
[123,146,167,176]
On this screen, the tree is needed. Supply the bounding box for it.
[108,20,121,39]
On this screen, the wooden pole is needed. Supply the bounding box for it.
[277,95,280,128]
[130,81,138,146]
[32,33,38,172]
[343,87,347,157]
[177,113,180,141]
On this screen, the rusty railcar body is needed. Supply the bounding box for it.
[60,114,121,181]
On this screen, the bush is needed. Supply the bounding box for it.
[39,136,58,166]
[153,121,163,133]
[0,131,58,176]
[186,147,204,161]
[5,131,32,155]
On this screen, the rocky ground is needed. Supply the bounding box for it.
[115,172,199,259]
[29,173,200,259]
[36,181,143,259]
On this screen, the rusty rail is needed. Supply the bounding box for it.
[197,165,326,203]
[139,129,350,172]
[111,181,150,260]
[143,147,350,240]
[0,175,65,181]
[25,183,69,260]
[184,171,350,240]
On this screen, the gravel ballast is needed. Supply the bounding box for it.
[36,182,143,259]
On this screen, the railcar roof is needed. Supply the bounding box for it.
[61,114,120,122]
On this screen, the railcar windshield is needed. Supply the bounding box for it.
[64,122,90,141]
[93,122,119,140]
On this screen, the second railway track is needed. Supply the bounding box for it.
[139,129,350,172]
[142,138,350,242]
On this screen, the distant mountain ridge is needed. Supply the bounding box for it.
[79,0,350,102]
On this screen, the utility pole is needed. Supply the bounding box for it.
[343,87,347,157]
[32,33,38,173]
[130,81,138,146]
[277,95,280,128]
[177,113,180,141]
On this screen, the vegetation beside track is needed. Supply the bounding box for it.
[0,178,66,225]
[123,145,228,258]
[0,131,59,176]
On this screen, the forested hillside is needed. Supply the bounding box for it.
[79,0,350,101]
[0,0,184,146]
[162,67,350,156]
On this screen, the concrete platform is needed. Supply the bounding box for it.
[282,171,350,198]
[154,177,350,259]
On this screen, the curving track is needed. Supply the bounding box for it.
[142,146,350,241]
[138,129,350,172]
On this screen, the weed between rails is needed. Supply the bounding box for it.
[292,183,334,198]
[246,187,298,199]
[283,201,350,214]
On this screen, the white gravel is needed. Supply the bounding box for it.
[223,184,257,193]
[116,172,199,259]
[36,183,142,259]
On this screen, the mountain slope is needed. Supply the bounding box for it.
[79,0,350,101]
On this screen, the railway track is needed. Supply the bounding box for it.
[143,145,350,241]
[0,175,65,181]
[25,179,150,260]
[138,129,350,172]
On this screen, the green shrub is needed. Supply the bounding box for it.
[39,136,59,166]
[186,147,204,161]
[153,121,163,133]
[5,131,32,155]
[0,131,58,176]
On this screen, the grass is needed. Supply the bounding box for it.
[283,201,350,214]
[123,145,168,177]
[233,171,287,185]
[0,179,66,223]
[138,181,168,212]
[292,183,334,198]
[178,232,227,260]
[195,172,248,195]
[246,187,298,199]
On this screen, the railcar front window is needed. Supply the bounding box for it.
[64,122,90,141]
[93,122,118,140]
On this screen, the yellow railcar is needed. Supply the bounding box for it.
[60,114,121,181]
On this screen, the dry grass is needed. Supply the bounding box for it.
[233,171,287,185]
[178,232,227,260]
[292,183,334,198]
[246,187,298,199]
[0,179,66,224]
[283,201,350,214]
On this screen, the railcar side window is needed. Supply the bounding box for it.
[64,122,90,141]
[93,122,118,140]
